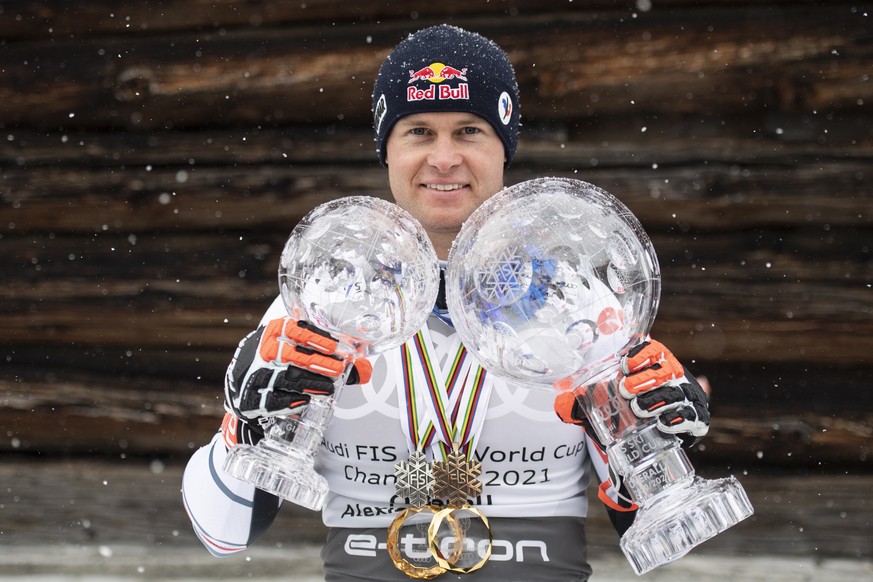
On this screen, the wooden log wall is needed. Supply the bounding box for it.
[1,0,871,470]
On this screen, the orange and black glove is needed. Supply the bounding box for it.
[224,317,372,429]
[618,339,710,446]
[556,338,709,448]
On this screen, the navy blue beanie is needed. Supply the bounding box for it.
[372,24,520,167]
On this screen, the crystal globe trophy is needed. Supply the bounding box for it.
[446,177,753,574]
[223,196,439,511]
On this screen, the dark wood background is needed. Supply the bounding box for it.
[2,0,871,477]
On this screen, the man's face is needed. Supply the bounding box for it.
[385,112,505,256]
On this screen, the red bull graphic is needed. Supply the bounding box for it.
[407,62,470,103]
[438,66,468,81]
[408,66,437,83]
[408,63,468,84]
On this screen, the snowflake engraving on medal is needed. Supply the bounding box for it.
[394,449,435,508]
[432,447,483,507]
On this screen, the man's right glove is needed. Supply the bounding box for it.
[224,317,372,429]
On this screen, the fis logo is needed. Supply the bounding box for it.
[407,62,470,103]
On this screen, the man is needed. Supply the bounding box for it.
[182,25,710,580]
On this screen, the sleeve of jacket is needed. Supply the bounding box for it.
[586,434,638,537]
[181,420,281,556]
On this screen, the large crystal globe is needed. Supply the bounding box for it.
[280,196,439,356]
[447,179,753,575]
[224,196,438,512]
[446,177,660,387]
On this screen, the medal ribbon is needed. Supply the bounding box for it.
[398,341,428,449]
[390,323,496,578]
[396,325,492,461]
[448,364,489,458]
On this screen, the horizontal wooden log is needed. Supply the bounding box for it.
[1,6,870,130]
[0,1,819,41]
[1,238,870,361]
[697,407,873,469]
[3,458,871,561]
[2,291,870,361]
[0,457,322,549]
[6,228,870,318]
[3,103,870,168]
[4,342,870,413]
[2,365,871,468]
[3,154,870,234]
[2,307,870,366]
[2,193,871,363]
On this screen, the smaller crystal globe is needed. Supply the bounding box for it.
[446,177,660,386]
[279,196,439,356]
[225,196,439,512]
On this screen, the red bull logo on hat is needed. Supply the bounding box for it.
[408,62,468,83]
[407,62,470,102]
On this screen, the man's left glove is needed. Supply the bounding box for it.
[618,339,710,446]
[556,338,709,447]
[224,317,372,424]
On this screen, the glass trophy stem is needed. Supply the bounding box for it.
[222,385,343,511]
[579,379,754,575]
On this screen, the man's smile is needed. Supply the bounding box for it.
[423,183,467,192]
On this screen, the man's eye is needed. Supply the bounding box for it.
[463,127,481,135]
[410,127,428,136]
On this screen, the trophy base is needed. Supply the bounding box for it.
[620,475,754,575]
[223,438,328,511]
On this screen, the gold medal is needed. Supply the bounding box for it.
[387,505,453,579]
[428,505,493,574]
[390,448,441,579]
[428,442,493,574]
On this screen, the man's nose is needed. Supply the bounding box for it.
[426,136,462,171]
